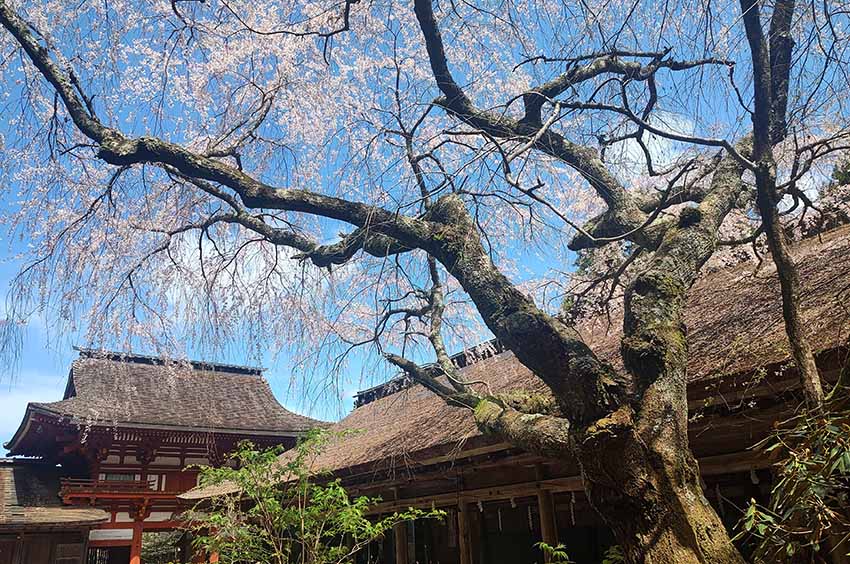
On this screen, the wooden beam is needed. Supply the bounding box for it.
[368,450,773,516]
[409,442,512,468]
[346,449,544,494]
[96,520,183,530]
[368,476,582,514]
[393,522,409,564]
[698,451,773,476]
[89,540,133,548]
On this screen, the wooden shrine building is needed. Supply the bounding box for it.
[0,458,108,564]
[3,349,320,564]
[186,224,850,564]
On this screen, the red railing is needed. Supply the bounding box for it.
[62,478,150,491]
[59,478,180,498]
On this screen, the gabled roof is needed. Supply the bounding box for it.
[6,350,323,454]
[282,224,850,479]
[0,459,108,529]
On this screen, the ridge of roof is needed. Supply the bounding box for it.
[72,346,266,376]
[5,350,326,455]
[353,339,506,407]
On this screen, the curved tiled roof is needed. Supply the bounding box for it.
[6,351,323,454]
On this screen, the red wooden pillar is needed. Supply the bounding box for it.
[209,552,220,563]
[130,521,143,564]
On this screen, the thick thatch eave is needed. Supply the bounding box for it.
[183,225,850,501]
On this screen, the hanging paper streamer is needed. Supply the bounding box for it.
[497,507,503,532]
[527,505,533,531]
[570,492,576,526]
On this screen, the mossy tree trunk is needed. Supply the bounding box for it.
[573,178,750,562]
[436,159,750,561]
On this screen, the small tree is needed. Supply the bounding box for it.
[183,431,441,564]
[141,531,184,564]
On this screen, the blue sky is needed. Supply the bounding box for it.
[0,320,75,453]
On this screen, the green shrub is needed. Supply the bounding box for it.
[183,430,442,564]
[735,390,850,561]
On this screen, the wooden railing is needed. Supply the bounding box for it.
[60,478,177,496]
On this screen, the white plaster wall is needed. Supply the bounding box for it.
[90,529,133,541]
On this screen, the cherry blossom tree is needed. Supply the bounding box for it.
[1,0,849,561]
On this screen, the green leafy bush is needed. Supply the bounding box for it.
[535,541,575,563]
[735,390,850,561]
[182,430,442,564]
[534,542,624,564]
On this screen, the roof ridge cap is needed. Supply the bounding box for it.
[73,347,266,376]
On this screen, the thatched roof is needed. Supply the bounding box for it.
[182,225,850,500]
[0,459,108,530]
[586,226,850,381]
[6,349,323,455]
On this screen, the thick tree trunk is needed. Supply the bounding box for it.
[576,158,751,562]
[449,176,749,562]
[479,382,745,562]
[478,398,744,563]
[585,456,741,563]
[575,407,744,564]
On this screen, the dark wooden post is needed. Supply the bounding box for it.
[538,490,558,562]
[390,486,409,564]
[457,502,472,564]
[394,522,409,564]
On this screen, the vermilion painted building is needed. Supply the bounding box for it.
[2,348,320,564]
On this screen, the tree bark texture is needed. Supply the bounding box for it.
[741,0,824,407]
